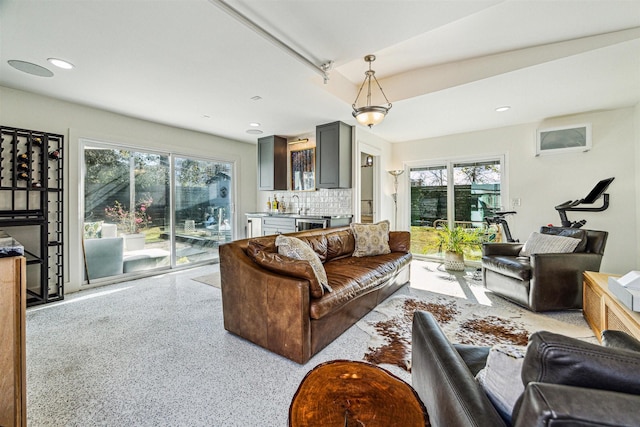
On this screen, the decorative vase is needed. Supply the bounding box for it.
[124,233,145,251]
[444,251,465,271]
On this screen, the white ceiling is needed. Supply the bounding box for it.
[1,0,639,144]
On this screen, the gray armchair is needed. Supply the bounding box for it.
[482,226,607,312]
[83,237,124,280]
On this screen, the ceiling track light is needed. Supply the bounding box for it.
[352,55,392,128]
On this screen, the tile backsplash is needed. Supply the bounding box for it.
[259,189,352,215]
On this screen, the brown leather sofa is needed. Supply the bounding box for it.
[482,226,608,312]
[220,226,411,364]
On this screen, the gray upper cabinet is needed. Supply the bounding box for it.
[315,121,352,188]
[258,135,287,191]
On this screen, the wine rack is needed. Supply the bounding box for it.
[0,125,64,306]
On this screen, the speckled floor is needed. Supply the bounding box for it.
[26,264,412,427]
[25,260,590,426]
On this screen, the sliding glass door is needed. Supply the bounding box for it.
[82,141,233,282]
[410,158,503,260]
[173,156,233,265]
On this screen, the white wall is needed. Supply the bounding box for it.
[393,107,637,274]
[0,85,257,293]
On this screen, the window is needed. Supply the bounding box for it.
[82,141,234,282]
[410,157,503,259]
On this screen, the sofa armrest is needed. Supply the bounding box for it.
[528,252,603,310]
[412,311,506,427]
[513,382,640,427]
[602,330,640,352]
[220,242,313,363]
[389,231,410,253]
[482,242,524,257]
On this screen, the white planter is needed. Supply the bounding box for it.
[124,233,145,251]
[444,251,465,271]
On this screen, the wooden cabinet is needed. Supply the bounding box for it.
[258,135,287,191]
[0,256,26,427]
[315,121,352,189]
[583,271,640,342]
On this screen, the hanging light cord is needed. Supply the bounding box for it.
[352,58,392,110]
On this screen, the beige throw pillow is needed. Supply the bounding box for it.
[275,235,332,293]
[475,344,527,422]
[350,220,391,257]
[519,231,581,256]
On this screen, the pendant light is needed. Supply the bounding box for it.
[352,55,392,128]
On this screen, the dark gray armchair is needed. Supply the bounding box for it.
[482,226,607,312]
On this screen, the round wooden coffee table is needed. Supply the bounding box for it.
[289,360,429,426]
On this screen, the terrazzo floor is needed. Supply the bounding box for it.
[25,260,590,426]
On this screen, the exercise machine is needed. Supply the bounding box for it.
[484,210,518,242]
[554,177,614,228]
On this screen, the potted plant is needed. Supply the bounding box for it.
[433,224,482,271]
[104,195,153,251]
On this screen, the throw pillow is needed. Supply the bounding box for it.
[83,221,103,239]
[350,220,391,257]
[247,248,324,298]
[476,344,527,423]
[275,235,332,293]
[519,231,581,257]
[539,226,588,252]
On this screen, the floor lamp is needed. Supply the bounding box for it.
[388,170,404,230]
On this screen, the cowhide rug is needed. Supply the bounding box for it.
[358,292,594,372]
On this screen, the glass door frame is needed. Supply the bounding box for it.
[405,154,507,230]
[79,138,237,284]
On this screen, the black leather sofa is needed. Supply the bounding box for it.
[482,226,608,311]
[411,311,640,427]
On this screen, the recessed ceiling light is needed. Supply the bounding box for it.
[246,129,263,135]
[47,58,74,70]
[250,96,262,101]
[8,60,53,77]
[249,122,261,127]
[202,114,211,119]
[495,106,511,112]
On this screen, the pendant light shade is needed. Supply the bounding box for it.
[352,55,392,128]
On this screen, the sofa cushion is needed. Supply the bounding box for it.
[519,231,581,257]
[296,234,328,263]
[276,235,331,293]
[325,229,355,261]
[475,344,526,423]
[350,220,391,257]
[539,226,588,252]
[248,248,325,298]
[522,331,640,396]
[309,252,411,319]
[482,255,531,281]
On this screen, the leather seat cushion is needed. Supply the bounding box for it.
[310,252,412,319]
[482,255,531,281]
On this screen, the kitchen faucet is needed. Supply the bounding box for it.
[291,194,301,215]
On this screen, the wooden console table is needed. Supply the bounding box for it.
[0,256,26,427]
[583,271,640,342]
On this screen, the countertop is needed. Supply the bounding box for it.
[245,212,353,219]
[0,230,24,258]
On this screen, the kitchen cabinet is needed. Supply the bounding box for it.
[258,135,287,191]
[262,216,296,236]
[315,121,352,189]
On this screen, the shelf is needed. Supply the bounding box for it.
[1,125,64,307]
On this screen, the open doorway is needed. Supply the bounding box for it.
[360,152,374,223]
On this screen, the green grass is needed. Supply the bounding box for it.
[411,225,483,261]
